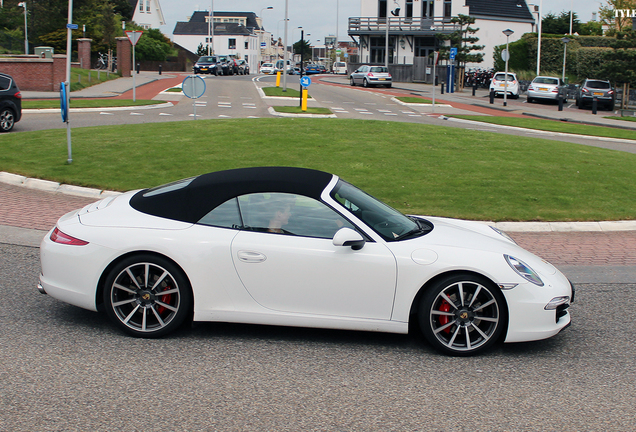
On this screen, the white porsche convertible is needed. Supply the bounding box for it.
[39,167,574,355]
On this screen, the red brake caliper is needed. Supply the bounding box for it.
[157,286,172,315]
[438,299,451,334]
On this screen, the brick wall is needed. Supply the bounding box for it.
[0,55,68,91]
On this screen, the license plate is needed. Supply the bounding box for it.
[593,92,603,96]
[378,78,386,80]
[539,87,548,91]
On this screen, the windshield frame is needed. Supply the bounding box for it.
[330,180,423,242]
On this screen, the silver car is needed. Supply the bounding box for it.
[527,76,566,103]
[350,65,392,88]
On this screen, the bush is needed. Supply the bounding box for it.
[493,38,529,71]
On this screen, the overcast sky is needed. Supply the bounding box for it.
[158,1,607,44]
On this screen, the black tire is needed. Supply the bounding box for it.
[418,273,507,356]
[0,107,15,132]
[527,97,533,103]
[608,102,615,111]
[350,77,355,86]
[578,101,585,109]
[103,254,192,338]
[385,84,392,88]
[363,78,369,88]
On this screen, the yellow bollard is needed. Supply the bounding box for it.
[301,89,308,111]
[276,71,281,87]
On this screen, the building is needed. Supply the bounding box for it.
[172,11,273,72]
[129,0,165,29]
[349,0,535,70]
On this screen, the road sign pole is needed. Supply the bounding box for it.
[132,39,136,102]
[65,0,74,164]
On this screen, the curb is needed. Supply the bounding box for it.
[23,101,174,114]
[0,172,121,199]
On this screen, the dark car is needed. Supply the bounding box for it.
[576,79,615,110]
[0,73,22,132]
[193,56,220,75]
[217,56,234,75]
[236,59,250,75]
[227,58,239,75]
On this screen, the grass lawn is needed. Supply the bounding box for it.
[396,96,433,104]
[274,106,332,114]
[451,115,636,141]
[23,99,165,109]
[606,116,636,123]
[262,86,312,98]
[1,118,634,222]
[70,67,121,92]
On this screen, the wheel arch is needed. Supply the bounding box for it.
[408,269,510,329]
[95,250,194,311]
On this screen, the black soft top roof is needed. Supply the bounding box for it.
[129,167,334,223]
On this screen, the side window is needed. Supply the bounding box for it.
[0,76,11,91]
[237,193,356,239]
[198,197,242,229]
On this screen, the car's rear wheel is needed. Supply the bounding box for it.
[419,274,506,356]
[0,107,15,132]
[363,78,369,88]
[527,97,533,103]
[104,255,192,338]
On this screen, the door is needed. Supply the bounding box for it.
[231,193,397,319]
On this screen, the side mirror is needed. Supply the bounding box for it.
[333,227,365,250]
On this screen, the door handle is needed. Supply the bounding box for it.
[237,250,267,263]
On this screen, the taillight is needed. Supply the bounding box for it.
[367,72,374,77]
[50,228,89,246]
[15,91,22,99]
[608,90,614,95]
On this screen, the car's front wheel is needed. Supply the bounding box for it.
[418,274,506,356]
[350,77,355,86]
[103,255,192,338]
[0,107,15,132]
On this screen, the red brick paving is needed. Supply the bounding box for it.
[1,182,634,266]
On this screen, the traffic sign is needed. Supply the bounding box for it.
[182,75,206,99]
[66,23,79,30]
[501,49,510,61]
[125,30,143,46]
[60,82,68,122]
[300,76,312,88]
[449,47,457,60]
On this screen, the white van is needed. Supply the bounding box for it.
[275,59,293,74]
[333,61,347,75]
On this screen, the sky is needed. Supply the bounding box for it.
[158,1,607,44]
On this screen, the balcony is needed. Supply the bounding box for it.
[348,17,459,36]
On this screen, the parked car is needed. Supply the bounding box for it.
[304,64,321,74]
[0,73,22,132]
[226,58,240,75]
[193,56,220,75]
[527,76,566,103]
[333,61,347,75]
[489,72,519,98]
[236,59,250,75]
[38,166,573,356]
[217,56,234,75]
[576,79,615,110]
[350,65,392,88]
[260,62,275,74]
[318,64,328,73]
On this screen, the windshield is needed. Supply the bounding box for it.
[370,67,388,73]
[587,80,610,89]
[331,180,421,241]
[494,73,515,81]
[199,57,216,62]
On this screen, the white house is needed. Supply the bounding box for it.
[129,0,165,29]
[350,0,535,68]
[172,11,273,72]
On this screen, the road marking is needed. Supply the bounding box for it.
[159,113,173,116]
[384,113,398,116]
[99,112,114,115]
[219,115,231,118]
[130,112,143,116]
[377,109,392,113]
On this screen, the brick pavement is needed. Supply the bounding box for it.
[1,182,634,267]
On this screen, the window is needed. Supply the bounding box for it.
[422,0,434,18]
[147,0,151,12]
[0,76,11,91]
[229,38,236,50]
[378,0,387,18]
[139,0,143,12]
[198,198,242,229]
[245,41,249,50]
[237,193,356,239]
[444,0,452,18]
[406,0,413,18]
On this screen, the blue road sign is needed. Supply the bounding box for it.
[60,82,68,123]
[300,76,312,87]
[450,47,457,60]
[67,23,79,30]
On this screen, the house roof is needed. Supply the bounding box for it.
[466,0,534,21]
[173,11,262,36]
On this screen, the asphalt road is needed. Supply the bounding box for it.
[2,242,635,431]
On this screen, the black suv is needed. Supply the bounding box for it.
[576,79,615,110]
[0,73,21,132]
[193,56,220,75]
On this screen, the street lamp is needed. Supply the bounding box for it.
[502,28,514,107]
[536,0,542,75]
[207,0,214,55]
[17,2,28,54]
[258,7,273,65]
[561,37,570,83]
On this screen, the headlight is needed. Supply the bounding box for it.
[490,226,517,244]
[505,255,544,286]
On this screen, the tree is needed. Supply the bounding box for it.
[134,28,172,61]
[436,14,484,66]
[542,11,581,34]
[292,39,312,65]
[600,0,636,34]
[579,21,603,36]
[196,43,209,56]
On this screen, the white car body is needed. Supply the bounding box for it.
[527,76,565,102]
[39,168,573,355]
[489,72,519,98]
[259,63,275,74]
